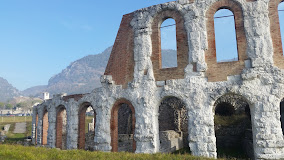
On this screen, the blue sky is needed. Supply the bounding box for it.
[0,1,283,91]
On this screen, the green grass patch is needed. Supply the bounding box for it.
[0,116,32,123]
[0,117,32,144]
[85,115,93,133]
[0,145,214,160]
[214,114,249,127]
[217,147,249,160]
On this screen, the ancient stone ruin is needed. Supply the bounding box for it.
[32,0,284,159]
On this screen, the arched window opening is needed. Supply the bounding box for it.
[78,102,96,150]
[160,18,178,68]
[158,97,190,153]
[279,2,284,55]
[214,9,239,62]
[56,105,67,150]
[214,94,253,159]
[281,99,284,135]
[42,108,48,145]
[111,100,136,152]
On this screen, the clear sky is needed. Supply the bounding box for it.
[0,1,283,91]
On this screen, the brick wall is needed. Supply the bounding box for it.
[205,0,247,82]
[269,0,284,69]
[78,103,96,150]
[104,13,134,88]
[110,99,136,152]
[151,10,189,81]
[42,109,48,145]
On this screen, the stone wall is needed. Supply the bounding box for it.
[32,0,284,159]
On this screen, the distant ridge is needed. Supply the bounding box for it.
[22,47,177,97]
[0,77,20,102]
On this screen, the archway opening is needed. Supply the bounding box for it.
[42,108,48,145]
[78,102,96,150]
[160,18,178,68]
[110,99,136,152]
[214,9,238,62]
[281,99,284,135]
[279,2,284,55]
[214,94,253,159]
[158,97,189,153]
[56,105,67,150]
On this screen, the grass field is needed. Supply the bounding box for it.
[0,144,214,160]
[0,116,249,160]
[0,116,32,144]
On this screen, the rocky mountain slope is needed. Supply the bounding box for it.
[0,77,21,102]
[22,47,177,97]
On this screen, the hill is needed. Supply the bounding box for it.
[0,77,20,102]
[22,47,177,97]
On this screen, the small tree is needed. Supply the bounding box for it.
[0,102,5,109]
[6,104,13,109]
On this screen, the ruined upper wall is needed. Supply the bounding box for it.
[104,0,283,85]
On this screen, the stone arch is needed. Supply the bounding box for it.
[281,98,284,135]
[151,9,189,81]
[205,0,248,82]
[158,96,189,153]
[110,98,136,152]
[270,0,284,69]
[213,93,253,159]
[56,105,67,149]
[78,102,96,150]
[42,106,48,145]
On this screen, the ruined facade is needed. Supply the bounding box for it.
[32,0,284,159]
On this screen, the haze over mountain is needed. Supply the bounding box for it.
[4,47,177,99]
[0,77,21,102]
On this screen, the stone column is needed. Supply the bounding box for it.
[47,106,56,148]
[187,91,217,158]
[66,100,79,149]
[252,99,284,159]
[134,96,160,153]
[31,107,37,145]
[93,105,112,151]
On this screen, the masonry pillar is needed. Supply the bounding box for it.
[93,105,112,151]
[31,107,37,145]
[66,101,79,149]
[47,106,56,148]
[187,91,217,158]
[134,96,159,153]
[252,98,284,159]
[36,108,44,146]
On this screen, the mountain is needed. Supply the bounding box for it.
[22,47,177,97]
[0,77,21,102]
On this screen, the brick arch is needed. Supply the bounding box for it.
[269,0,284,69]
[56,105,67,149]
[110,98,136,152]
[151,9,189,81]
[205,0,248,82]
[78,102,96,149]
[42,107,48,145]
